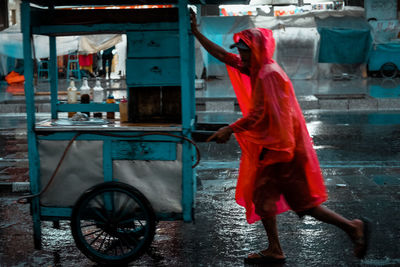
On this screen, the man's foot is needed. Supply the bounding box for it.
[350,218,371,259]
[244,249,286,264]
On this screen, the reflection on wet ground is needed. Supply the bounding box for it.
[197,78,400,99]
[196,110,400,166]
[1,163,399,266]
[0,110,400,265]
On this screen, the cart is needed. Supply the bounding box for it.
[368,43,400,78]
[20,1,213,264]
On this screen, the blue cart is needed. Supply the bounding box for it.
[21,1,200,264]
[368,43,400,78]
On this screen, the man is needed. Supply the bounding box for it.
[102,46,115,79]
[190,11,369,264]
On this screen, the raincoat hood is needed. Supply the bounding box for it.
[233,28,275,70]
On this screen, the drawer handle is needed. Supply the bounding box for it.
[148,40,160,47]
[150,66,161,73]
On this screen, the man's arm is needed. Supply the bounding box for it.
[229,78,266,133]
[190,10,228,64]
[191,10,234,144]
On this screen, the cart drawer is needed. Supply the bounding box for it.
[111,141,177,160]
[127,31,179,58]
[126,58,180,86]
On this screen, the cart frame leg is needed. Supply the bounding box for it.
[22,0,42,250]
[32,198,42,249]
[179,0,196,222]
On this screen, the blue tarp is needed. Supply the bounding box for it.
[317,17,372,64]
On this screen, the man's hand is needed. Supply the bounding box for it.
[190,9,199,35]
[189,8,227,63]
[206,126,233,144]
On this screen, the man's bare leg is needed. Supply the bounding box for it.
[247,216,286,259]
[306,205,367,258]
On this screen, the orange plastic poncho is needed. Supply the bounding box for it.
[225,28,328,224]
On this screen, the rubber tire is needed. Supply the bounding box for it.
[380,62,398,79]
[71,181,156,265]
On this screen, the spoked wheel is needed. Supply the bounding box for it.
[71,182,156,265]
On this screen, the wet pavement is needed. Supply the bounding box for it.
[0,110,400,266]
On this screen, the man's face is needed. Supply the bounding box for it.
[239,49,251,69]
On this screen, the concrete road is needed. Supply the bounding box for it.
[0,110,399,266]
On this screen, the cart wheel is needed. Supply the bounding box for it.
[71,181,156,265]
[380,62,398,78]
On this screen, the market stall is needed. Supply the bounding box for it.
[199,6,372,79]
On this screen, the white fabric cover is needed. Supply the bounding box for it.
[0,24,122,58]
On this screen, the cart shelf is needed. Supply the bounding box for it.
[35,119,183,132]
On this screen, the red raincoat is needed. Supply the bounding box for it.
[225,28,327,224]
